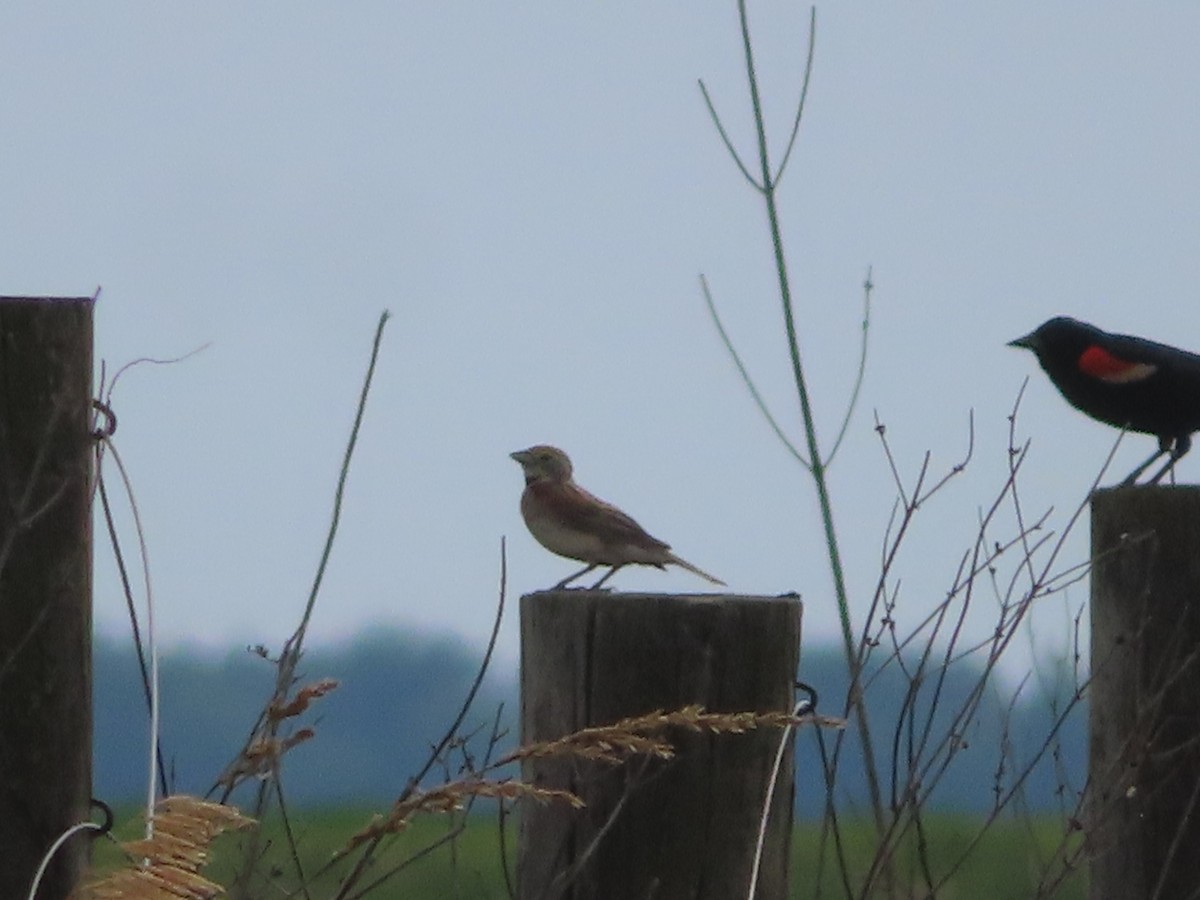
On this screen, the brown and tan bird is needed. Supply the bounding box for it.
[510,444,725,590]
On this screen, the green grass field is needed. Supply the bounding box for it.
[91,806,1085,898]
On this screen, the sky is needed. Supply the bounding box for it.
[3,4,1199,679]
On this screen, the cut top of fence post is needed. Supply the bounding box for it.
[518,589,802,900]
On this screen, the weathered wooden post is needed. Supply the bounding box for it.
[1089,487,1200,900]
[0,297,95,898]
[519,590,802,900]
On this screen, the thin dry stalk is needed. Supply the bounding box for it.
[808,395,1101,899]
[322,540,511,900]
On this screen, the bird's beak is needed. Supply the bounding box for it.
[1008,331,1036,350]
[510,450,529,465]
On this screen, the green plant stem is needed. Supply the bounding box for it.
[734,0,891,868]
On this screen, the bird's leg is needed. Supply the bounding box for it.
[554,563,598,589]
[589,565,624,590]
[1148,435,1192,485]
[1121,438,1171,486]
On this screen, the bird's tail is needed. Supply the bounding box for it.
[668,553,726,587]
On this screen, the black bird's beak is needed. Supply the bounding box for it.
[1008,331,1036,350]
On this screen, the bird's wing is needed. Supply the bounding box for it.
[533,481,670,552]
[1091,332,1200,384]
[1076,343,1158,384]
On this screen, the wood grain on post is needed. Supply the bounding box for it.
[1090,487,1200,900]
[518,590,802,900]
[0,297,95,899]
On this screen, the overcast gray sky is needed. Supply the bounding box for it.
[3,5,1198,676]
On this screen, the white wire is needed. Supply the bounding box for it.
[26,820,105,900]
[103,439,160,836]
[747,698,809,900]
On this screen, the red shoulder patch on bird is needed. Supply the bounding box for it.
[1077,345,1158,384]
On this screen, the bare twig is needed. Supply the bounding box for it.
[325,536,509,898]
[700,274,807,465]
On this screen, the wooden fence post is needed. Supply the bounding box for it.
[1089,487,1200,900]
[0,297,95,899]
[518,590,802,900]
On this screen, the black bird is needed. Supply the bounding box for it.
[1009,316,1200,485]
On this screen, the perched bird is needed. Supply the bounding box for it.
[1010,316,1200,485]
[509,444,725,590]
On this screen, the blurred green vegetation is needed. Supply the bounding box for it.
[89,807,1084,899]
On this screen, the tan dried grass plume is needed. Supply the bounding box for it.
[341,778,581,856]
[77,796,254,900]
[501,704,834,766]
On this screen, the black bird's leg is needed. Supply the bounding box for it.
[1148,434,1191,485]
[590,565,625,590]
[554,563,599,589]
[1120,441,1169,486]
